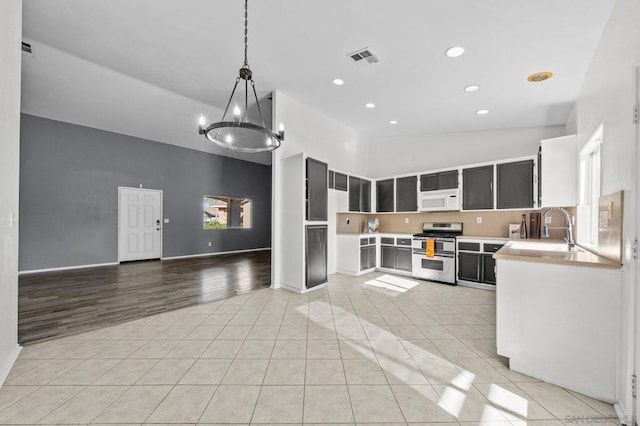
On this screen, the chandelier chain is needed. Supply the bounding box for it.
[244,0,248,67]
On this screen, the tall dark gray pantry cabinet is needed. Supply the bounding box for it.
[280,153,328,293]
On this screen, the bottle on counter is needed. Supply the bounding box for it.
[520,214,528,239]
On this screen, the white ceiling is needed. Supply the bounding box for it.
[21,0,614,145]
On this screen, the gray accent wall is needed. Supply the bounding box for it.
[19,114,271,271]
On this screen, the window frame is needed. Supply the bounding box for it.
[577,125,603,248]
[203,195,252,230]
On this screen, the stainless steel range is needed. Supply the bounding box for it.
[412,222,463,285]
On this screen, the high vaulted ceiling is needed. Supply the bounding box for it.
[21,0,614,146]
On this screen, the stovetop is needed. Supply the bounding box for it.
[413,222,463,239]
[413,232,461,239]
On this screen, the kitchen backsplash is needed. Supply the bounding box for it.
[337,208,576,239]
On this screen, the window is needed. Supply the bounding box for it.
[578,125,602,247]
[203,196,252,229]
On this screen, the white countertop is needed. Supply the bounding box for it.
[494,239,621,269]
[457,236,510,241]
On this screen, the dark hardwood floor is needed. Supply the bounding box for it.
[18,250,271,345]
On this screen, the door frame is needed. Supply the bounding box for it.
[632,64,640,426]
[117,186,164,263]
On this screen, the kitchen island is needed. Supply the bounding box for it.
[494,240,621,402]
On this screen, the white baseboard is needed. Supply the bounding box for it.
[281,282,326,294]
[18,248,272,274]
[19,262,119,275]
[613,402,629,425]
[0,345,22,388]
[162,247,271,261]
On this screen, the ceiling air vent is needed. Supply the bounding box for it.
[21,41,33,57]
[347,47,380,67]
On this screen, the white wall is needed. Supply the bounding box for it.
[573,0,640,421]
[368,126,566,178]
[0,0,22,385]
[271,91,370,288]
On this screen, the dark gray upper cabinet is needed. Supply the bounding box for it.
[419,174,439,191]
[349,176,371,212]
[439,170,459,189]
[334,172,348,191]
[497,160,534,209]
[396,176,418,212]
[462,165,494,210]
[376,179,394,212]
[328,170,335,189]
[305,225,327,289]
[306,157,328,221]
[419,170,458,191]
[361,179,371,213]
[348,176,361,212]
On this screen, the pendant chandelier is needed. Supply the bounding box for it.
[198,0,283,153]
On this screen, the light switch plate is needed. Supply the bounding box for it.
[163,218,170,223]
[545,216,552,224]
[476,217,482,224]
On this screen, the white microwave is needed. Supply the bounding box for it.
[418,188,460,212]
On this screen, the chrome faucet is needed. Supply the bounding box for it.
[542,207,575,250]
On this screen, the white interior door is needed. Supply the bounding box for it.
[118,187,162,262]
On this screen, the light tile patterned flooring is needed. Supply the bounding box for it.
[0,272,619,425]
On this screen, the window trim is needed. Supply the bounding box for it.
[577,124,603,248]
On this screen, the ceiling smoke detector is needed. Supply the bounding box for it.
[347,47,380,67]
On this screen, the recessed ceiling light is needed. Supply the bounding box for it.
[464,85,480,93]
[365,103,376,109]
[445,46,465,58]
[527,71,553,82]
[389,120,398,125]
[332,78,344,86]
[476,109,489,115]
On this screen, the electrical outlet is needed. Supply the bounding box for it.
[404,218,409,224]
[476,217,482,224]
[545,216,552,224]
[163,218,170,224]
[208,241,212,247]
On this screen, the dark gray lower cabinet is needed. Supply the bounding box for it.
[395,247,412,271]
[306,225,327,289]
[458,249,500,285]
[380,244,411,272]
[381,245,396,269]
[458,252,482,282]
[360,245,376,271]
[483,254,497,284]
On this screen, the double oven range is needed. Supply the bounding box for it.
[412,222,462,285]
